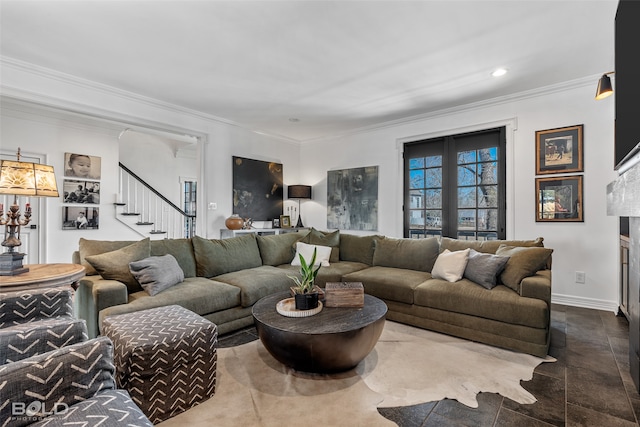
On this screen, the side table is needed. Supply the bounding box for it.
[0,263,85,292]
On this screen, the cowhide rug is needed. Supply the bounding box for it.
[158,321,554,427]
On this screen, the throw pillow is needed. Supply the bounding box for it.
[256,233,300,266]
[298,228,340,262]
[78,238,137,275]
[495,245,554,292]
[85,238,151,292]
[372,237,440,272]
[192,234,262,278]
[129,254,185,296]
[463,249,510,289]
[431,249,470,282]
[291,242,332,267]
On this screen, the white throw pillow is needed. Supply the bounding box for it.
[431,248,470,282]
[291,242,332,267]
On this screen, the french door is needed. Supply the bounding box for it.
[404,127,506,240]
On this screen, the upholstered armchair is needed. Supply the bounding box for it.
[0,286,87,364]
[0,337,153,427]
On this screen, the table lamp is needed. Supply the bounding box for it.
[0,149,59,275]
[287,185,312,228]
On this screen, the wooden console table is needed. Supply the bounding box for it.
[0,263,85,292]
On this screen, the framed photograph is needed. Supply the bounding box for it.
[535,125,583,175]
[62,206,100,230]
[279,215,291,228]
[535,176,583,222]
[64,152,101,180]
[63,180,100,204]
[272,217,281,228]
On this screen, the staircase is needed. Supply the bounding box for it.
[116,163,195,239]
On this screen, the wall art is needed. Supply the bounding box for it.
[64,152,101,180]
[535,175,583,222]
[327,165,378,231]
[62,206,100,230]
[535,124,583,175]
[232,156,283,221]
[62,180,100,204]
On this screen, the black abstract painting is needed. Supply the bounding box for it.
[232,156,283,221]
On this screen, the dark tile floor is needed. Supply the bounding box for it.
[218,304,640,426]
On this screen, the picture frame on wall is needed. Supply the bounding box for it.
[63,180,100,204]
[535,175,583,222]
[279,215,291,228]
[535,124,583,175]
[61,206,100,230]
[64,152,101,180]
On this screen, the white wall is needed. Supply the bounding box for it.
[300,81,619,311]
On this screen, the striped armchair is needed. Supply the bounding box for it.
[0,286,87,364]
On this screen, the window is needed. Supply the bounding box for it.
[404,127,506,240]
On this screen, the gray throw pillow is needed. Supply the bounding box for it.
[129,254,185,296]
[463,249,510,289]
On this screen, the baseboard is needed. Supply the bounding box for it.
[551,293,619,313]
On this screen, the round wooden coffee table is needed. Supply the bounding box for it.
[252,292,387,373]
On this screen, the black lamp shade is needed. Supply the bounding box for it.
[288,185,312,199]
[595,74,613,100]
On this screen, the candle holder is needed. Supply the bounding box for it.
[0,195,32,275]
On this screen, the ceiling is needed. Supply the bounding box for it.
[0,0,618,143]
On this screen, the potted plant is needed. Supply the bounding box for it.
[288,247,322,310]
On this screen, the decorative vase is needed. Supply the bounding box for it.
[294,292,319,310]
[225,214,244,230]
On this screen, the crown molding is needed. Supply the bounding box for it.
[2,56,602,146]
[300,74,600,145]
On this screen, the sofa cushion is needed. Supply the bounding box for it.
[463,249,510,289]
[414,278,549,329]
[495,245,554,292]
[192,234,262,278]
[214,266,293,307]
[100,277,242,326]
[340,233,381,265]
[256,232,300,266]
[343,265,432,304]
[298,228,340,262]
[291,242,332,267]
[440,237,544,254]
[85,238,150,293]
[150,238,197,278]
[129,254,185,296]
[79,238,137,275]
[431,249,470,282]
[372,237,439,272]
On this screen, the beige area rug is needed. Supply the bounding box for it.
[158,321,554,427]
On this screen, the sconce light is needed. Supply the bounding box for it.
[287,185,312,228]
[0,148,59,275]
[595,71,615,100]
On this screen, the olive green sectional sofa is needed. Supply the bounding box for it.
[73,229,553,357]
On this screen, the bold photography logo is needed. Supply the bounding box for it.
[12,401,69,419]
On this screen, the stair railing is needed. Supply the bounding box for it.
[118,162,196,239]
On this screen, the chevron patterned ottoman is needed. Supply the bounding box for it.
[102,305,217,424]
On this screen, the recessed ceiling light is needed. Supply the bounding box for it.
[491,68,508,77]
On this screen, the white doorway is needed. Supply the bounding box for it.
[0,150,44,265]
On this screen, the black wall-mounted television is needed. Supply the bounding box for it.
[614,0,640,171]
